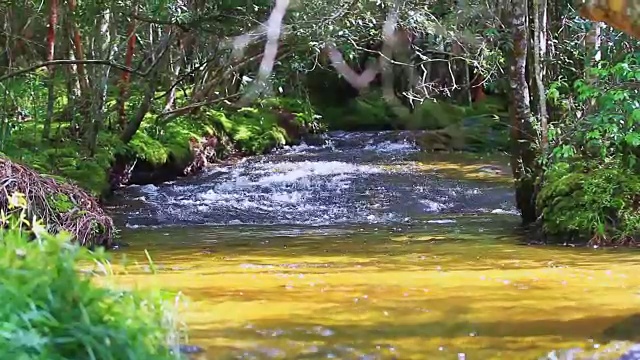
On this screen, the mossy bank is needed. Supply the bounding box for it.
[2,97,321,200]
[314,90,511,153]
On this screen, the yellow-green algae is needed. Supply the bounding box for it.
[93,215,640,359]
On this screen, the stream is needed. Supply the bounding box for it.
[107,131,640,359]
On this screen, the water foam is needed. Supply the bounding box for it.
[118,131,517,227]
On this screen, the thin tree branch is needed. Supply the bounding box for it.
[1,28,174,84]
[0,59,143,82]
[158,93,240,124]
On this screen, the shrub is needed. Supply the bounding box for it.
[540,54,640,245]
[537,161,640,246]
[0,193,186,360]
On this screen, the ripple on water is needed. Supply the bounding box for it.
[114,131,517,228]
[103,215,640,360]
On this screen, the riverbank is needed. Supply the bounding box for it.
[0,97,320,246]
[1,97,321,200]
[2,91,510,201]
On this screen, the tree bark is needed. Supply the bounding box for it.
[67,0,89,93]
[116,10,137,130]
[507,0,538,225]
[87,7,113,154]
[43,0,58,140]
[121,31,172,144]
[533,0,548,152]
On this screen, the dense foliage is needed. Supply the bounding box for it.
[0,193,185,359]
[538,53,640,245]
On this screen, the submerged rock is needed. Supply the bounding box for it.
[541,341,640,360]
[178,344,205,354]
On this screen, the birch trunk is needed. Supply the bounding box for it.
[87,6,113,154]
[43,0,58,140]
[507,0,538,225]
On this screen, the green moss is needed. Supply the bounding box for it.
[409,101,467,130]
[46,193,74,213]
[316,92,509,152]
[317,91,399,131]
[128,131,170,166]
[1,96,319,197]
[0,127,119,196]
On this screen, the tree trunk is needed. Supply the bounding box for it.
[164,35,185,112]
[67,0,89,93]
[585,21,602,71]
[507,0,538,225]
[121,31,172,144]
[533,0,548,152]
[43,0,58,140]
[116,10,137,130]
[87,7,113,154]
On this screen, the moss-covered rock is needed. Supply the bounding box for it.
[414,126,466,152]
[3,97,320,198]
[537,161,640,246]
[316,90,397,131]
[116,97,321,187]
[409,101,467,130]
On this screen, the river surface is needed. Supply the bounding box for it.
[106,131,640,359]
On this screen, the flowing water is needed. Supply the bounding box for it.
[106,131,640,359]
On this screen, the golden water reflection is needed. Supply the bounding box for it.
[96,215,640,359]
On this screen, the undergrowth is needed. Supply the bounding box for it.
[538,161,640,245]
[0,193,186,359]
[539,54,640,245]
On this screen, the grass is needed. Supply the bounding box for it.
[0,195,186,359]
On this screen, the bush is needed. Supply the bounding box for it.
[540,54,640,245]
[317,91,399,131]
[0,193,186,360]
[538,161,640,246]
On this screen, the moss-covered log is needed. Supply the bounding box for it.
[0,156,113,247]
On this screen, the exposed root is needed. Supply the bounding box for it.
[614,235,637,247]
[0,156,113,247]
[184,135,221,176]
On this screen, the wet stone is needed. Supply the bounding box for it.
[178,344,205,354]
